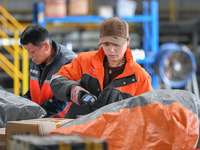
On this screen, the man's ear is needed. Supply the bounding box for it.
[127,38,131,45]
[43,41,50,51]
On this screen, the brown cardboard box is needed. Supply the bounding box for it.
[68,0,88,15]
[6,118,74,140]
[0,128,6,150]
[45,0,66,17]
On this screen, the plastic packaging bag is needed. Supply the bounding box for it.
[0,89,47,128]
[51,89,200,150]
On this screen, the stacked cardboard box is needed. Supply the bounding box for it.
[68,0,88,15]
[45,0,66,17]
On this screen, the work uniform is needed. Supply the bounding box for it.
[50,46,153,118]
[23,40,77,118]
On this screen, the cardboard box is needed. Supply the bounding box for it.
[0,128,6,150]
[45,0,66,17]
[6,118,74,139]
[68,0,88,15]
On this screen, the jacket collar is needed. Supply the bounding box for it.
[47,40,60,65]
[93,46,135,79]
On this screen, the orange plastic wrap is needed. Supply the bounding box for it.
[51,102,198,150]
[50,90,200,150]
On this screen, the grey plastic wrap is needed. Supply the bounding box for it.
[0,89,47,128]
[62,89,200,127]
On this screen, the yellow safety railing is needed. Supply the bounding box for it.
[0,5,29,95]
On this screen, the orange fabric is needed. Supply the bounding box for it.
[30,79,53,105]
[55,46,152,96]
[29,79,40,103]
[50,102,199,150]
[30,79,69,118]
[52,102,71,118]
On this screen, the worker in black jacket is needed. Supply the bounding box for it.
[20,25,77,118]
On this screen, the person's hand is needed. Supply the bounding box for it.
[70,86,89,105]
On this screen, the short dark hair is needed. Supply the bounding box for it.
[20,25,52,47]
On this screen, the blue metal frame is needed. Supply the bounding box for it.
[33,0,159,89]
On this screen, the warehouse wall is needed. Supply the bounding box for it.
[0,0,200,92]
[0,0,199,51]
[0,0,199,14]
[0,0,199,23]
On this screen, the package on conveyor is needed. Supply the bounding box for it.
[7,133,107,150]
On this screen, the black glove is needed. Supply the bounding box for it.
[78,90,97,106]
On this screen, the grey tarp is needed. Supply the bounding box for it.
[51,89,200,150]
[0,89,47,128]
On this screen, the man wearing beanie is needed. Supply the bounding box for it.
[50,16,153,119]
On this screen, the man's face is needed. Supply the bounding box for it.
[23,43,48,65]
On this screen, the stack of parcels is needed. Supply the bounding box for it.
[8,134,107,150]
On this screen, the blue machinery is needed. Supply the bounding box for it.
[154,43,196,88]
[154,43,199,99]
[33,0,159,89]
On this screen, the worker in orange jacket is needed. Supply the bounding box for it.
[50,16,153,118]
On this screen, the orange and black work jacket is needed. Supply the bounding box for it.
[50,46,153,118]
[23,40,77,118]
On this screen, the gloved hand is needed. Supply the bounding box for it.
[70,86,89,105]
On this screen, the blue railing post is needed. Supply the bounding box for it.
[151,0,159,89]
[38,2,45,27]
[143,1,150,72]
[33,3,38,25]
